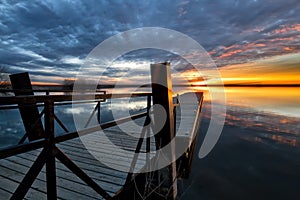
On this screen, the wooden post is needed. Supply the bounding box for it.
[9,72,45,141]
[150,62,177,199]
[44,100,57,199]
[97,102,101,124]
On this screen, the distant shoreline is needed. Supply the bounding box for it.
[2,83,300,90]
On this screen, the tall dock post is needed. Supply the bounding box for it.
[9,72,45,141]
[150,62,177,199]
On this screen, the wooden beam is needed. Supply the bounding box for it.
[9,72,44,141]
[44,100,57,199]
[150,62,177,199]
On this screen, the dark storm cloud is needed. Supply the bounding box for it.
[0,0,300,82]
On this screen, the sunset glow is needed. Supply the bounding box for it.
[183,53,300,86]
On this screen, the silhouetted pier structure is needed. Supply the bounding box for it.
[0,63,203,199]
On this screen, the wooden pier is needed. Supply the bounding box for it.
[0,63,203,199]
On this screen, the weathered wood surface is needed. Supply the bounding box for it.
[0,92,203,199]
[0,137,125,199]
[0,117,153,199]
[176,92,203,146]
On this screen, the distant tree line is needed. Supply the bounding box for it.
[63,78,74,90]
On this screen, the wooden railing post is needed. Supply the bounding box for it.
[9,72,45,141]
[44,100,57,199]
[150,62,177,199]
[97,101,101,124]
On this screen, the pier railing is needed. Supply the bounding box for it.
[0,91,153,200]
[0,92,152,158]
[0,62,203,200]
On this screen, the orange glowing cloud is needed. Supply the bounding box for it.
[269,36,297,42]
[214,42,268,60]
[272,24,300,35]
[255,43,266,47]
[283,47,294,51]
[210,23,300,64]
[218,49,243,59]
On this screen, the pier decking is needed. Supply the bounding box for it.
[0,118,147,199]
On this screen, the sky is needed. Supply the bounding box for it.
[0,0,300,85]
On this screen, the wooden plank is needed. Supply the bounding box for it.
[0,159,101,199]
[26,132,152,172]
[8,154,121,194]
[0,158,99,198]
[176,92,203,145]
[0,188,12,200]
[0,168,46,200]
[61,135,155,160]
[57,146,145,172]
[174,92,203,179]
[57,131,156,167]
[65,132,156,152]
[24,150,128,181]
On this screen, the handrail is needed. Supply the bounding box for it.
[0,92,152,105]
[0,139,46,159]
[0,98,106,110]
[0,92,152,157]
[0,89,105,93]
[0,111,148,159]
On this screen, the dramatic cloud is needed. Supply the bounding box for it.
[0,0,300,83]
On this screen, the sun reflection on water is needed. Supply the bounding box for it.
[190,86,300,147]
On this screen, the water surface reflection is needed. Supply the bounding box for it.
[180,87,300,199]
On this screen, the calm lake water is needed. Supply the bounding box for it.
[204,86,300,134]
[179,87,300,200]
